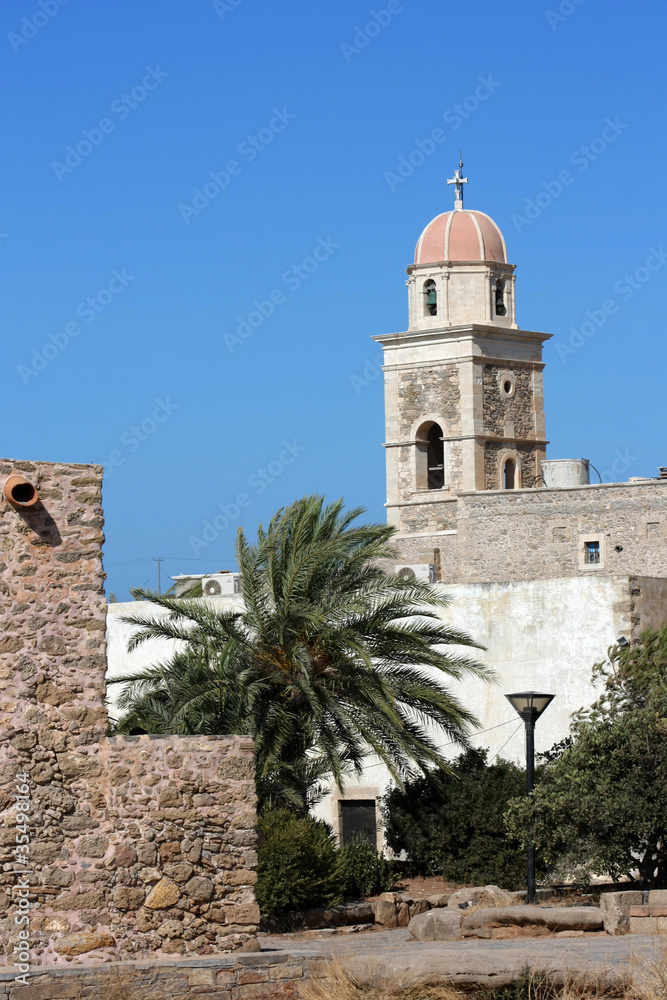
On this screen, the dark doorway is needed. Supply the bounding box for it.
[340,800,377,847]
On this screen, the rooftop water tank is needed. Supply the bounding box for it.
[541,459,590,488]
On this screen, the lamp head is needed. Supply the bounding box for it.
[505,691,555,723]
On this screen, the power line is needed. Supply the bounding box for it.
[360,716,520,772]
[489,721,525,764]
[106,556,237,569]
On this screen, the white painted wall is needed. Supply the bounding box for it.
[312,574,632,840]
[105,596,243,719]
[105,576,631,841]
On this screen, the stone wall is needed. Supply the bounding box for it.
[483,441,540,492]
[396,363,461,503]
[482,364,535,439]
[455,479,667,583]
[0,951,327,999]
[0,460,258,967]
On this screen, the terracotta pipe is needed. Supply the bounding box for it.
[3,474,39,509]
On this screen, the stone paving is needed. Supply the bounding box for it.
[260,928,667,984]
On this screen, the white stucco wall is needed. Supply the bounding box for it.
[312,574,632,840]
[105,575,632,841]
[105,596,243,719]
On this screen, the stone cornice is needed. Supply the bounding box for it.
[373,322,552,349]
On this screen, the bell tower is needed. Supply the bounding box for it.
[374,163,551,555]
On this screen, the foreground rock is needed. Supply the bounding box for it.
[462,905,604,936]
[448,885,515,909]
[409,908,463,941]
[600,891,643,935]
[409,905,604,941]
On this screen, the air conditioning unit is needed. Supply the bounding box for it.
[202,573,241,597]
[394,564,436,584]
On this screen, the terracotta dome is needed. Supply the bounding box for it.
[415,209,507,265]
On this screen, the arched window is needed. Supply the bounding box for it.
[424,280,437,317]
[503,458,516,490]
[416,422,445,490]
[495,278,506,317]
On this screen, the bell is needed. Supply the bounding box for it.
[426,289,437,306]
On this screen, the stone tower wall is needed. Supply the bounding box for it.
[0,460,258,967]
[393,363,462,535]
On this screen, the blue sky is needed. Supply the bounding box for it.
[2,0,666,599]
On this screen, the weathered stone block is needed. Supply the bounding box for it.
[144,878,181,910]
[54,930,115,955]
[184,875,214,902]
[158,841,181,861]
[224,870,257,886]
[409,908,462,941]
[600,891,643,934]
[113,844,137,868]
[409,899,431,919]
[448,885,514,910]
[462,905,603,935]
[78,835,109,858]
[112,885,146,910]
[371,899,398,928]
[52,888,105,911]
[630,916,658,934]
[222,902,260,925]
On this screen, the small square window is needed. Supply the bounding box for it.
[647,522,660,538]
[584,541,600,564]
[552,526,567,542]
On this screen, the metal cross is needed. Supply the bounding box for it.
[446,153,468,210]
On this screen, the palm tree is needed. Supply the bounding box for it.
[110,496,490,808]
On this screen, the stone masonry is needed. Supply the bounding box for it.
[455,479,667,583]
[0,459,258,967]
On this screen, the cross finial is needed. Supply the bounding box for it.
[446,152,468,210]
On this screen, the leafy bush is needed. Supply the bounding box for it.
[383,748,534,889]
[256,809,343,916]
[337,839,394,898]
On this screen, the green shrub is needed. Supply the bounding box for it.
[383,748,537,889]
[256,809,343,916]
[337,839,394,898]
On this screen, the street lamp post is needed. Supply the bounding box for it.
[505,691,555,905]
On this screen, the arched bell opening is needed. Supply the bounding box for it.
[416,422,445,490]
[423,279,438,317]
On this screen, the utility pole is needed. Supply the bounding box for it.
[153,557,163,595]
